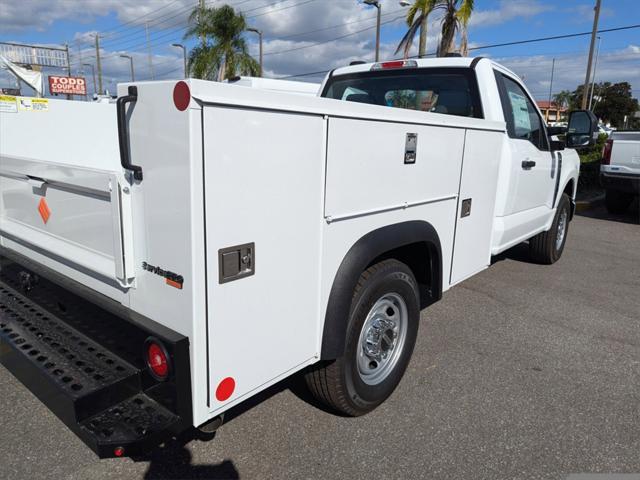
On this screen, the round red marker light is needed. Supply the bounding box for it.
[114,446,125,457]
[173,81,191,111]
[215,377,236,402]
[146,342,169,380]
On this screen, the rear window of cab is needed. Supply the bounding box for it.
[322,67,484,119]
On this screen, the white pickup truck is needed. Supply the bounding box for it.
[0,57,597,458]
[600,131,640,213]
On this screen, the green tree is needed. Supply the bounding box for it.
[552,90,571,110]
[436,0,474,57]
[185,4,259,81]
[569,82,638,128]
[395,0,474,59]
[395,0,437,59]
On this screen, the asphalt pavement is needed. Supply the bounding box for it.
[1,204,638,480]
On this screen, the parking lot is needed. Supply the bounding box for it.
[1,204,638,480]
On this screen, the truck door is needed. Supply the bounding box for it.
[495,72,554,214]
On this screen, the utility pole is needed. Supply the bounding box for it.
[83,63,96,97]
[64,43,72,99]
[145,22,154,80]
[78,42,87,101]
[247,29,263,77]
[94,34,103,95]
[581,0,601,110]
[588,36,601,111]
[547,58,555,123]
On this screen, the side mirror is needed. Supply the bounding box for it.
[566,110,598,148]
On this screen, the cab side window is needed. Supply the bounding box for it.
[496,72,548,151]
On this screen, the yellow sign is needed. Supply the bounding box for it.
[17,97,49,112]
[0,95,17,113]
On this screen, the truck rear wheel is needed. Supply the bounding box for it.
[305,259,419,416]
[529,193,571,265]
[605,189,633,214]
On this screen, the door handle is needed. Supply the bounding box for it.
[116,85,143,181]
[521,160,536,169]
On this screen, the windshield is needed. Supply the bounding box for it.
[323,67,483,119]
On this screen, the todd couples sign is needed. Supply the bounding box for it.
[48,76,87,96]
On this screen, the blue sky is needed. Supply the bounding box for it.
[1,0,639,99]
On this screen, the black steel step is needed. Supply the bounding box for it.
[0,277,183,458]
[0,281,140,422]
[78,393,179,458]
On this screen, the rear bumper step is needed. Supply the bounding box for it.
[0,255,192,458]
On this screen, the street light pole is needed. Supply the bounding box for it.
[119,54,135,82]
[247,28,263,77]
[364,0,381,62]
[581,0,601,110]
[588,36,601,111]
[547,58,555,123]
[83,63,97,96]
[171,44,188,78]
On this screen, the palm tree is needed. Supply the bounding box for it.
[185,4,259,81]
[395,0,437,59]
[435,0,474,57]
[553,90,572,110]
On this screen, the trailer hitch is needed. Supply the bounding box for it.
[117,86,143,181]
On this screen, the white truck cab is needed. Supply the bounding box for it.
[0,57,596,458]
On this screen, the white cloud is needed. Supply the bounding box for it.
[470,0,553,28]
[494,46,640,99]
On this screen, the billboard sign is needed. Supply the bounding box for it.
[48,75,86,96]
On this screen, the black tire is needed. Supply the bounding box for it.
[305,259,420,416]
[605,189,633,214]
[529,193,571,265]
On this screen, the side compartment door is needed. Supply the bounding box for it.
[450,129,504,285]
[202,105,325,413]
[495,72,554,214]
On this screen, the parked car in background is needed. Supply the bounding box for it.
[601,131,640,213]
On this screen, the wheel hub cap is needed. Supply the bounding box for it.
[357,293,408,385]
[556,209,568,250]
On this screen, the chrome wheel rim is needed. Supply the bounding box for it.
[357,293,408,386]
[556,208,568,250]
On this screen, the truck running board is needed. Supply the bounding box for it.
[0,256,191,458]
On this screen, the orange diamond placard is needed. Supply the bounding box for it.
[38,198,51,224]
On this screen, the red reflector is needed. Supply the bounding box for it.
[173,81,190,111]
[147,342,169,379]
[114,446,125,457]
[601,139,613,165]
[215,377,236,402]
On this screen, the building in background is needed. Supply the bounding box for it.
[537,100,568,124]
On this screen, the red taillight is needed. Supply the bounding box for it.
[114,446,125,457]
[601,139,613,165]
[146,341,169,380]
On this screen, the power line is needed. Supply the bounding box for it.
[246,0,317,18]
[281,23,640,79]
[98,0,184,36]
[264,15,405,56]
